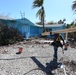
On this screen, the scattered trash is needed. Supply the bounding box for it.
[16,47,23,54]
[57,63,67,75]
[64,42,69,50]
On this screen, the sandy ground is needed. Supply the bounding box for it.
[0,38,76,75]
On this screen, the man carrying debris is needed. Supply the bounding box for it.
[50,32,65,61]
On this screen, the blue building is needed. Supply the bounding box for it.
[0,18,65,38]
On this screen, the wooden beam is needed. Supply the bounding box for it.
[41,27,76,36]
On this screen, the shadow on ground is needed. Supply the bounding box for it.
[31,57,58,75]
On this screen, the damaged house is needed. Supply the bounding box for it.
[0,16,65,38]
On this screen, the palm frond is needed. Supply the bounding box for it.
[72,1,76,11]
[36,7,45,20]
[32,0,44,8]
[36,8,42,19]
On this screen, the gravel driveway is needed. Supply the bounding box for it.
[0,39,76,75]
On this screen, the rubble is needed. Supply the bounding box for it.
[0,38,76,75]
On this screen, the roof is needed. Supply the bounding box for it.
[0,17,65,28]
[17,18,65,28]
[16,18,35,25]
[53,27,76,33]
[35,24,65,27]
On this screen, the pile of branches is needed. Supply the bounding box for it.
[0,23,23,46]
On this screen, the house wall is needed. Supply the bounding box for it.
[30,26,39,37]
[0,18,66,38]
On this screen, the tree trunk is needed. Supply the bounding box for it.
[41,6,45,32]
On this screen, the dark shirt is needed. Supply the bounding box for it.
[50,33,64,47]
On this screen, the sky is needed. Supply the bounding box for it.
[0,0,75,24]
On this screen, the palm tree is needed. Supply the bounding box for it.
[32,0,45,32]
[72,0,76,11]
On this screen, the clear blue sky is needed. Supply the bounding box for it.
[0,0,75,24]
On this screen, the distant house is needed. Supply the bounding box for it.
[0,17,66,38]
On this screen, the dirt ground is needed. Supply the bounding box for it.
[0,38,76,75]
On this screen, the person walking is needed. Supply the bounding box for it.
[50,32,65,62]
